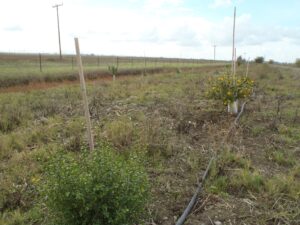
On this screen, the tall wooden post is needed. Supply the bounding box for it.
[74,38,94,152]
[234,47,237,83]
[228,7,239,115]
[231,7,236,79]
[53,4,63,60]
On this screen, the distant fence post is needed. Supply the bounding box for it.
[39,53,42,72]
[97,56,100,67]
[74,37,94,152]
[144,57,147,75]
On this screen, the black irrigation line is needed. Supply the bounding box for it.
[175,157,214,225]
[175,101,249,225]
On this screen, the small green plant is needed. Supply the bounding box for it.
[41,146,149,225]
[270,151,295,166]
[108,65,118,81]
[230,169,264,193]
[176,68,181,74]
[208,176,229,195]
[206,74,254,105]
[266,167,300,199]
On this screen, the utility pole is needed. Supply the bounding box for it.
[213,44,216,61]
[53,3,63,60]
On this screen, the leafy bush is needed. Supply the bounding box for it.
[206,74,254,105]
[254,56,264,63]
[41,146,149,225]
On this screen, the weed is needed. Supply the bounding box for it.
[104,117,135,149]
[270,150,295,166]
[266,168,300,199]
[208,176,229,195]
[230,169,264,193]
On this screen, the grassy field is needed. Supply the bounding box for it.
[0,53,225,88]
[0,62,299,224]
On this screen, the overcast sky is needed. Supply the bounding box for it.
[1,0,300,62]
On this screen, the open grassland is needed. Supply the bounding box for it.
[0,63,299,224]
[0,53,225,88]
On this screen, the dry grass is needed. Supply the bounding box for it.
[0,63,299,224]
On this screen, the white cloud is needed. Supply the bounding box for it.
[144,0,183,9]
[210,0,232,8]
[4,25,23,32]
[0,0,299,62]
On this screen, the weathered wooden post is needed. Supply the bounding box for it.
[228,7,238,114]
[74,37,94,151]
[39,53,42,72]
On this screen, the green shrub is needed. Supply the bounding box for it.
[206,74,254,105]
[237,55,245,66]
[254,56,264,64]
[269,59,274,64]
[41,146,149,225]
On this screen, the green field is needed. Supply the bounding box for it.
[0,53,225,88]
[0,60,299,224]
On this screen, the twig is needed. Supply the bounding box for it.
[191,194,211,215]
[234,101,248,125]
[208,215,214,225]
[272,196,282,209]
[221,100,249,144]
[175,157,214,225]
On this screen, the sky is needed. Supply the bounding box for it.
[1,0,300,62]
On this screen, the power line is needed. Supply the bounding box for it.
[53,3,63,60]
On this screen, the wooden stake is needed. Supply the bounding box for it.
[39,53,42,72]
[74,38,94,152]
[234,47,237,83]
[144,56,146,75]
[231,7,236,78]
[72,56,74,70]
